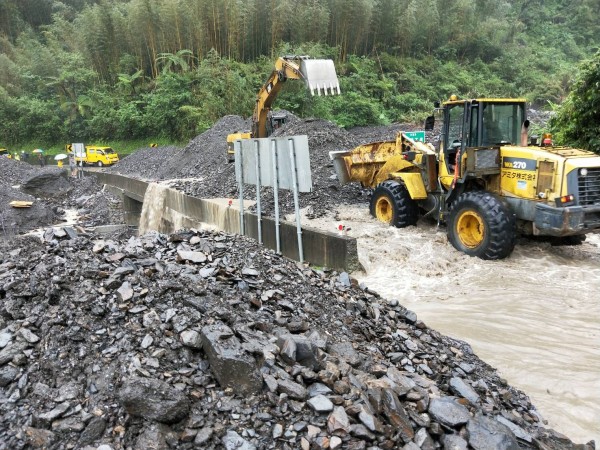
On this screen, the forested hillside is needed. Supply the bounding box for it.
[1,0,599,147]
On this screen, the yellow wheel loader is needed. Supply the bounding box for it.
[226,55,341,162]
[331,96,600,259]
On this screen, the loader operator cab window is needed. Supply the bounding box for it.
[445,103,465,170]
[481,103,524,146]
[469,106,479,147]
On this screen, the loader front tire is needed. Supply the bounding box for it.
[370,180,418,228]
[447,191,516,260]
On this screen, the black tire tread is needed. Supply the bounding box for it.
[370,180,418,228]
[448,191,516,260]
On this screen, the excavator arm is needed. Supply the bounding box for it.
[226,55,340,162]
[251,56,341,138]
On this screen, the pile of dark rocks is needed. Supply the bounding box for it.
[0,228,591,449]
[0,158,61,234]
[0,157,123,235]
[108,114,410,219]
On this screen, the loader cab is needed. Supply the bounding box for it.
[441,98,526,171]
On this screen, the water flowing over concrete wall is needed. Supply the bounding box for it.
[94,172,359,272]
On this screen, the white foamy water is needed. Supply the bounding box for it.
[303,205,600,445]
[138,183,170,235]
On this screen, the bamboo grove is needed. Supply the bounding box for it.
[1,0,599,146]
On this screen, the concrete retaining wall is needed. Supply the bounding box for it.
[93,172,360,271]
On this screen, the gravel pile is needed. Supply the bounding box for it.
[0,228,589,450]
[0,158,123,234]
[58,176,124,228]
[0,157,41,187]
[107,114,445,219]
[107,146,184,181]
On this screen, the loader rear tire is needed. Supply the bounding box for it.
[370,180,418,228]
[447,191,516,260]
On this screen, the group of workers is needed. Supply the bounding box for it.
[3,151,43,163]
[3,151,29,161]
[2,150,80,177]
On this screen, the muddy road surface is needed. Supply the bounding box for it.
[301,205,600,445]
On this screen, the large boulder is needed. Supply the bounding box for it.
[118,377,190,424]
[201,324,263,396]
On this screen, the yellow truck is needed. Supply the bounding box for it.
[67,145,119,167]
[331,96,600,259]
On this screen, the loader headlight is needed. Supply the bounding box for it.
[580,168,588,177]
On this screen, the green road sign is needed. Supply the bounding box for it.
[404,131,426,142]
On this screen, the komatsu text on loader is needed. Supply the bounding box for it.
[330,96,600,259]
[226,55,340,162]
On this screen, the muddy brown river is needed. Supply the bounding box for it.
[302,205,600,445]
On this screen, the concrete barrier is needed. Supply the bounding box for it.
[92,172,360,271]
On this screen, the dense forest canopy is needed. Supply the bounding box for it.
[1,0,599,147]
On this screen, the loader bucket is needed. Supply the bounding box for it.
[329,140,403,187]
[300,59,341,96]
[329,150,352,184]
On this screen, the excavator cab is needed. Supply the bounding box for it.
[268,111,288,135]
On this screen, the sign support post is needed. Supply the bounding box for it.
[271,139,281,254]
[235,141,245,235]
[254,141,262,244]
[288,138,304,263]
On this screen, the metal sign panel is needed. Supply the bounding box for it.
[403,131,426,142]
[73,143,85,158]
[235,136,313,192]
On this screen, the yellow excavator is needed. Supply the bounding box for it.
[226,55,341,162]
[331,96,600,259]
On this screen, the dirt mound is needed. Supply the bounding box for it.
[108,115,250,200]
[0,159,59,233]
[0,157,44,187]
[59,175,124,227]
[0,186,55,234]
[109,146,184,180]
[0,158,123,233]
[0,228,585,449]
[109,116,373,218]
[346,123,408,144]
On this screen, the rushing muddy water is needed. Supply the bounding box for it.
[302,205,600,445]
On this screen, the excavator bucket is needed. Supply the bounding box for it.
[300,59,341,96]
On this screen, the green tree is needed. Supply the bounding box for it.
[155,49,196,74]
[550,51,600,152]
[117,69,144,95]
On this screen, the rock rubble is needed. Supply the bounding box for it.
[1,110,588,449]
[0,227,592,449]
[0,158,123,234]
